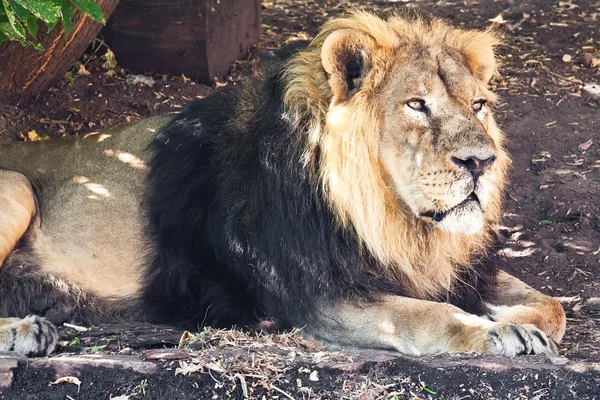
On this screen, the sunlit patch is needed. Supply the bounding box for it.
[380,320,396,334]
[104,150,147,170]
[326,105,349,128]
[563,242,593,252]
[84,183,110,197]
[498,247,538,258]
[453,313,494,328]
[83,132,111,142]
[72,176,111,198]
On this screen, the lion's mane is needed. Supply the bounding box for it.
[143,9,507,328]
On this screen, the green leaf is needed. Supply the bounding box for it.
[25,14,37,36]
[10,2,29,21]
[90,344,107,353]
[2,0,26,39]
[0,22,19,40]
[20,37,43,50]
[45,19,56,32]
[0,31,5,47]
[69,0,104,24]
[11,0,60,24]
[59,0,73,37]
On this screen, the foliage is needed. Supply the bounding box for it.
[0,0,104,50]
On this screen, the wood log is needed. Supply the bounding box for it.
[102,0,261,83]
[0,0,119,97]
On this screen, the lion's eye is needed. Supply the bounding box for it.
[407,98,427,112]
[472,100,486,113]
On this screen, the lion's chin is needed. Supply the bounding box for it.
[423,195,485,235]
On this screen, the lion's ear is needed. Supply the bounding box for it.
[457,30,500,84]
[448,29,502,84]
[321,29,373,101]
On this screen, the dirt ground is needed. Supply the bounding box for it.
[1,0,600,398]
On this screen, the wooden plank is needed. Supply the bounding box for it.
[102,0,261,83]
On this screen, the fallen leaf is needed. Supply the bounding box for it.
[49,377,81,393]
[488,14,506,24]
[90,344,107,353]
[559,1,579,9]
[75,63,90,76]
[27,130,49,141]
[582,45,598,52]
[578,138,593,151]
[309,370,319,381]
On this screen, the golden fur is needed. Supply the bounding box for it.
[283,10,509,298]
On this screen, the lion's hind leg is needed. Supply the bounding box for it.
[0,170,59,356]
[0,316,58,356]
[0,170,36,265]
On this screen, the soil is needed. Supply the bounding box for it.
[1,0,600,398]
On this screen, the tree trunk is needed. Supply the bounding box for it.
[0,0,120,97]
[102,0,261,83]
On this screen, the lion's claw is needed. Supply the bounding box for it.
[0,315,58,356]
[487,323,558,357]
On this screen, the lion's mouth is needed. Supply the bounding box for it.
[421,193,480,222]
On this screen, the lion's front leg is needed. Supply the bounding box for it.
[488,270,566,343]
[305,295,558,357]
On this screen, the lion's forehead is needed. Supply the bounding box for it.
[383,48,481,103]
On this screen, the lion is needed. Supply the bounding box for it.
[0,9,565,357]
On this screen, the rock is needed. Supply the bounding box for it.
[0,358,18,388]
[583,84,600,100]
[125,74,155,87]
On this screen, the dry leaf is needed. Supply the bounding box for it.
[582,45,598,52]
[578,138,593,151]
[75,63,90,76]
[559,1,579,9]
[488,14,506,24]
[49,376,81,393]
[27,130,49,141]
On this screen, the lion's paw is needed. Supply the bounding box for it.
[486,323,558,357]
[0,315,58,356]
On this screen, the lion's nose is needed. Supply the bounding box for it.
[451,155,496,183]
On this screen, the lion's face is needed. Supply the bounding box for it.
[309,16,507,239]
[378,45,504,235]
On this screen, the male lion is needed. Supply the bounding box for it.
[0,9,565,357]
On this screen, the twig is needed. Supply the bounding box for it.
[235,374,249,399]
[63,322,90,332]
[539,63,583,85]
[272,384,295,400]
